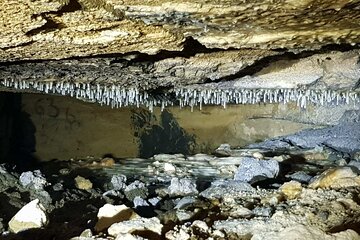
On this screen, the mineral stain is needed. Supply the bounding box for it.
[132,109,196,158]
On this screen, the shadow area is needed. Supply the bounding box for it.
[0,92,39,172]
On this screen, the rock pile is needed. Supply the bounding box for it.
[1,133,360,239]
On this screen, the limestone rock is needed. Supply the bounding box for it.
[174,196,196,210]
[19,170,48,190]
[260,224,360,240]
[133,196,149,208]
[2,0,360,62]
[252,152,264,160]
[286,171,313,184]
[74,175,93,190]
[285,123,360,154]
[111,174,127,190]
[99,157,115,167]
[124,180,148,201]
[280,181,302,200]
[115,233,146,240]
[165,226,191,240]
[229,206,253,218]
[167,177,198,197]
[233,157,279,184]
[200,180,255,200]
[214,144,232,157]
[309,167,360,189]
[95,204,138,232]
[80,229,93,238]
[108,217,163,237]
[348,160,360,171]
[164,163,176,173]
[8,199,48,233]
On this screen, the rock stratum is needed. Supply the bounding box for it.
[1,0,360,109]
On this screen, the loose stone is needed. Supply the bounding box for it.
[95,204,137,232]
[8,199,48,233]
[74,175,93,190]
[280,181,302,200]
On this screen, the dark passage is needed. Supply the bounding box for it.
[0,92,37,170]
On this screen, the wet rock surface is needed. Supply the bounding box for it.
[0,126,360,239]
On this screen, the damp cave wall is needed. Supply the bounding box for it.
[1,90,359,162]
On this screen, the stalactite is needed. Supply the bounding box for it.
[0,79,359,111]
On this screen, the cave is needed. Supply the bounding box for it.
[0,0,360,239]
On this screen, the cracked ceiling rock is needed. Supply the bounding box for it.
[0,49,277,89]
[114,0,360,50]
[188,50,360,90]
[0,3,183,61]
[153,49,279,84]
[0,0,64,49]
[2,1,360,61]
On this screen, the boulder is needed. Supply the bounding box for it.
[233,157,279,184]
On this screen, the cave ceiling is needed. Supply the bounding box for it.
[1,0,360,109]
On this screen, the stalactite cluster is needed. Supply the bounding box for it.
[1,79,359,111]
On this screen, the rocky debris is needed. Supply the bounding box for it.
[165,225,191,240]
[209,156,245,166]
[133,196,149,208]
[99,157,115,167]
[286,171,313,184]
[0,164,20,191]
[267,123,360,154]
[264,224,360,240]
[95,204,137,233]
[174,196,196,210]
[164,163,176,173]
[348,160,360,171]
[153,154,185,162]
[148,197,161,207]
[233,157,279,184]
[111,174,127,190]
[228,206,253,219]
[75,175,93,190]
[214,144,232,157]
[280,181,303,200]
[2,140,360,239]
[167,177,198,197]
[309,167,360,189]
[252,152,264,160]
[8,199,48,233]
[200,180,255,200]
[108,217,163,238]
[124,180,148,201]
[79,229,93,238]
[115,233,146,240]
[19,170,48,190]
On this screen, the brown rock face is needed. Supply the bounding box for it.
[1,0,360,61]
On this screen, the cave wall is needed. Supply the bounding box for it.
[17,92,358,161]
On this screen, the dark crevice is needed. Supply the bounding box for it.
[0,37,219,65]
[24,0,82,37]
[328,222,360,234]
[26,17,65,36]
[100,37,225,64]
[59,0,83,13]
[0,41,35,52]
[1,39,359,78]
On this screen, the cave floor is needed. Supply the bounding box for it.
[1,142,360,240]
